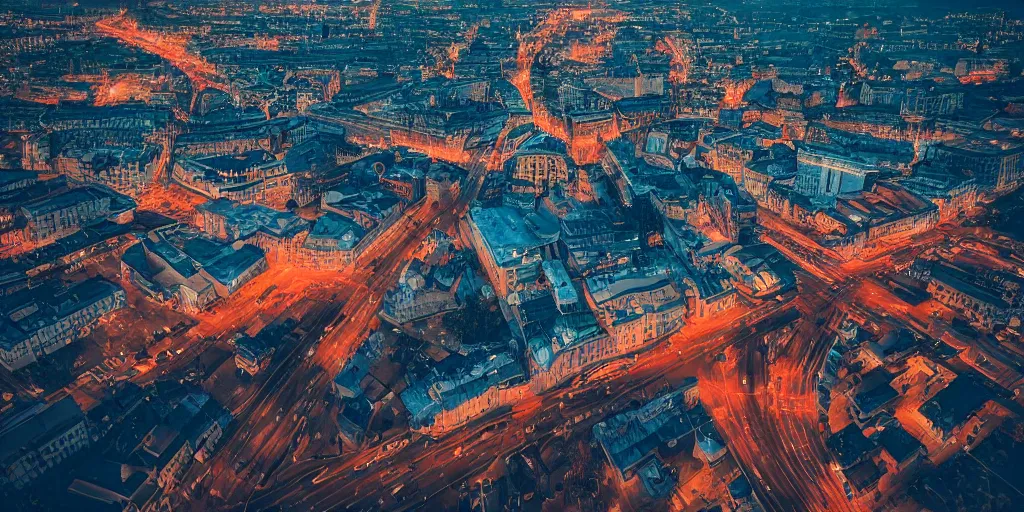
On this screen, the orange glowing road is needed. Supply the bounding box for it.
[656,35,693,84]
[700,280,859,512]
[511,10,571,139]
[511,8,620,165]
[92,75,156,106]
[96,14,230,96]
[244,290,791,512]
[175,149,493,510]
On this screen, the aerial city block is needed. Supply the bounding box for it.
[1,0,1023,511]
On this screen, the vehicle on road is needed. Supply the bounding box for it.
[381,435,410,455]
[573,411,593,425]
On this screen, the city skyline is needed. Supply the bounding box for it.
[0,1,1022,511]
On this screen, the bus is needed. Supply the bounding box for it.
[256,285,277,305]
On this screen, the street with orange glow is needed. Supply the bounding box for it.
[95,14,228,95]
[172,147,495,510]
[4,4,1024,512]
[239,285,795,511]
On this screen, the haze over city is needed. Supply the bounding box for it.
[0,1,1023,512]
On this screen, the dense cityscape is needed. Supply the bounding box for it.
[0,0,1023,511]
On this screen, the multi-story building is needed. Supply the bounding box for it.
[559,207,641,276]
[695,172,758,244]
[194,198,309,244]
[17,184,136,244]
[794,144,877,203]
[742,157,796,202]
[583,266,688,346]
[129,392,230,490]
[0,277,127,370]
[465,206,558,299]
[900,161,980,222]
[172,149,298,209]
[924,141,1023,197]
[632,55,669,96]
[504,134,571,196]
[120,224,268,313]
[0,397,90,489]
[53,146,160,197]
[401,345,526,435]
[593,380,720,498]
[901,88,964,117]
[763,181,939,262]
[926,262,1013,330]
[602,138,678,207]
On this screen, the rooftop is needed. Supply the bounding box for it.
[918,375,992,436]
[593,379,704,478]
[0,396,85,464]
[468,206,553,267]
[196,198,309,240]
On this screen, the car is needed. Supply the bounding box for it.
[382,436,410,453]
